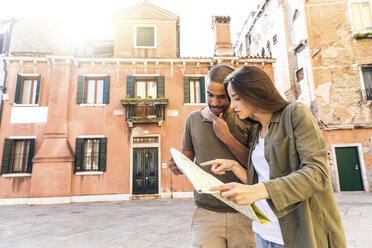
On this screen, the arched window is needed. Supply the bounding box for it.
[266,41,272,57]
[291,9,305,45]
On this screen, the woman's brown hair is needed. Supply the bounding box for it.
[225,66,290,112]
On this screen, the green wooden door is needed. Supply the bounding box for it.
[133,148,158,194]
[335,147,364,191]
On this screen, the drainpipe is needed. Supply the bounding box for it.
[170,168,173,199]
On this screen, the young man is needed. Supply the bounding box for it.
[168,65,256,248]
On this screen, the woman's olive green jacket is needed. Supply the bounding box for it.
[247,102,346,248]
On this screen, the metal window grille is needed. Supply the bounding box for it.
[133,137,159,144]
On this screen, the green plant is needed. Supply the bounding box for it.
[354,32,372,40]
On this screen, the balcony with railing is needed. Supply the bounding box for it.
[121,97,168,127]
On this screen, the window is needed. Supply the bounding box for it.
[184,76,205,104]
[14,74,41,104]
[77,75,110,104]
[1,139,35,174]
[266,41,272,57]
[291,10,306,45]
[246,34,252,56]
[74,138,107,172]
[126,76,164,99]
[296,68,305,82]
[350,1,372,32]
[135,25,156,48]
[362,67,372,100]
[189,78,201,103]
[0,34,4,54]
[135,79,157,98]
[273,34,278,45]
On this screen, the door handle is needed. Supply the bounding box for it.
[355,165,359,170]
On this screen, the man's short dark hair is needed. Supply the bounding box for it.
[208,65,234,84]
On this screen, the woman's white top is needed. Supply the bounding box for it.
[251,136,284,245]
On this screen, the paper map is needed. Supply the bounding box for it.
[170,148,270,224]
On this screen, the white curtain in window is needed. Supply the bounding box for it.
[21,80,32,104]
[13,141,29,173]
[31,80,38,104]
[83,139,100,171]
[13,141,25,172]
[87,80,96,104]
[136,81,146,98]
[190,81,195,103]
[93,140,99,170]
[195,80,200,103]
[148,81,157,99]
[96,80,104,104]
[84,140,93,170]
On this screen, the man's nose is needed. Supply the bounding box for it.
[211,97,219,106]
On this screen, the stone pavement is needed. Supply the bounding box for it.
[0,192,371,248]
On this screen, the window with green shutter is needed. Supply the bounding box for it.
[184,76,206,103]
[1,138,35,174]
[14,74,41,104]
[74,137,107,172]
[126,76,164,99]
[77,75,110,104]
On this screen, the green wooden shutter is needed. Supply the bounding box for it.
[74,138,84,172]
[99,138,107,172]
[14,74,23,104]
[103,75,110,104]
[184,77,190,103]
[77,75,86,104]
[200,76,205,103]
[1,139,14,174]
[26,139,35,174]
[156,76,165,98]
[127,76,135,98]
[35,75,42,104]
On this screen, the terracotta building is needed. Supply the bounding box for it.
[235,0,372,192]
[0,1,274,204]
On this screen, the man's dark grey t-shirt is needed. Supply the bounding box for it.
[182,108,253,212]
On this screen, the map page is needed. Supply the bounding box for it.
[170,148,271,224]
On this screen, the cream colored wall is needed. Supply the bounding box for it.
[114,20,178,58]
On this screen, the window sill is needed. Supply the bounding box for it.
[2,173,32,178]
[133,46,157,49]
[13,104,40,107]
[79,104,106,107]
[290,39,307,53]
[75,171,104,176]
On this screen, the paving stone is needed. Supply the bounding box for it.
[0,194,371,247]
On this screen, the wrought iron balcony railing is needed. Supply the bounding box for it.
[121,98,169,127]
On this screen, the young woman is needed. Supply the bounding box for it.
[201,66,346,248]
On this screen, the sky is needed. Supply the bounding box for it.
[0,0,262,57]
